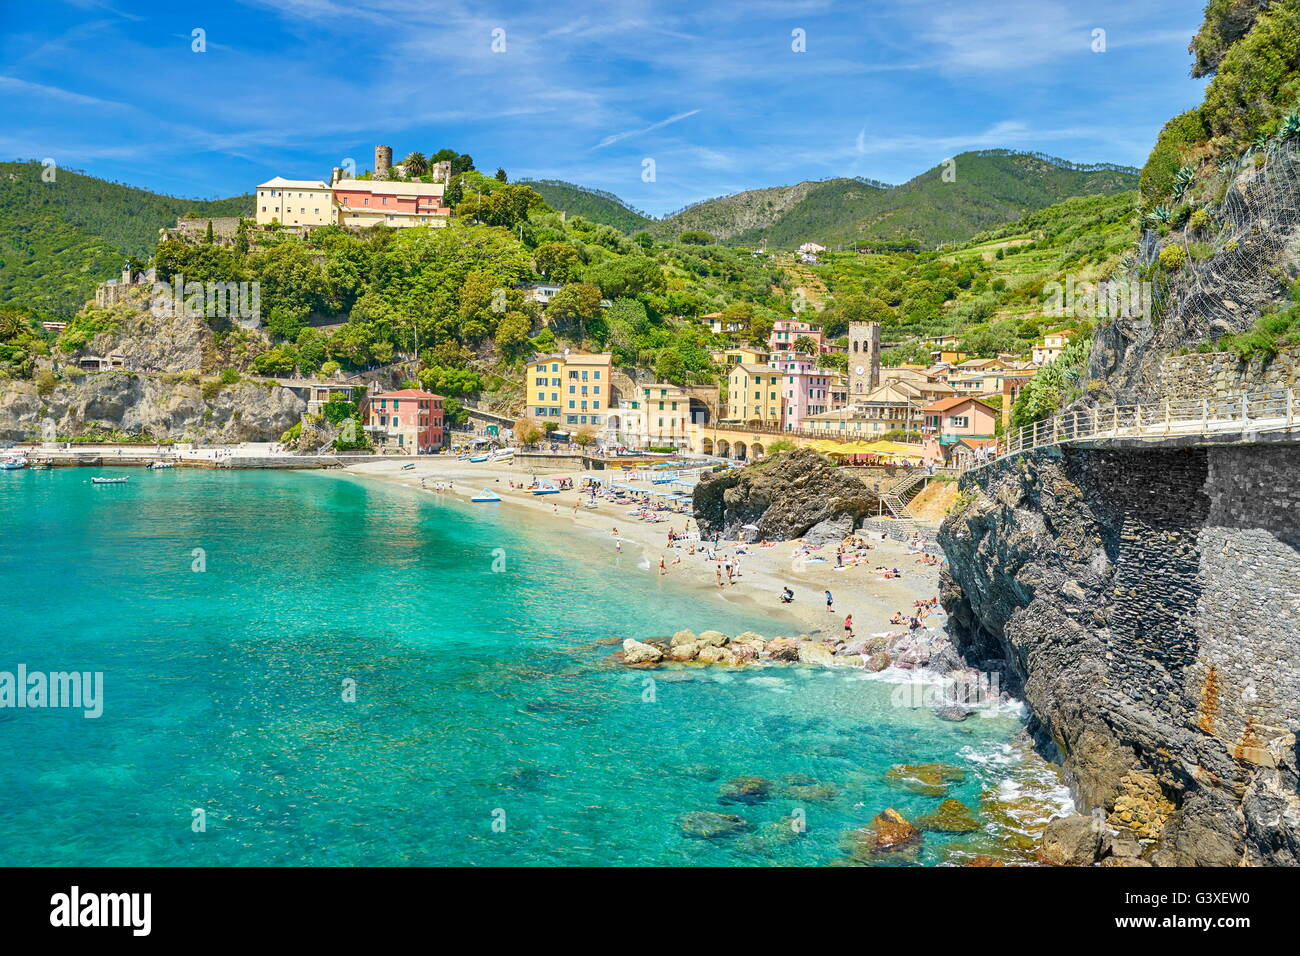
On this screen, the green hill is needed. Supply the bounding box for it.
[652,151,1138,250]
[517,179,653,233]
[0,161,251,317]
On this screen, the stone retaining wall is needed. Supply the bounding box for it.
[1158,345,1300,402]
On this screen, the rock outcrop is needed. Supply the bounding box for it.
[692,448,877,541]
[0,373,304,443]
[940,443,1300,865]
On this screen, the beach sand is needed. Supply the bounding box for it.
[339,457,947,642]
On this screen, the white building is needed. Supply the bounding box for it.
[255,178,336,228]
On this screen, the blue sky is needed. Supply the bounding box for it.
[2,0,1207,217]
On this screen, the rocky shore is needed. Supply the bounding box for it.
[614,627,1008,724]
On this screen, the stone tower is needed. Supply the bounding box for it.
[848,321,881,400]
[430,160,452,184]
[375,144,393,179]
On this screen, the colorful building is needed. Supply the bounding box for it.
[365,389,445,452]
[332,178,450,228]
[921,396,997,465]
[527,352,614,430]
[255,178,336,228]
[727,363,784,425]
[768,319,823,353]
[1032,329,1075,365]
[803,381,927,437]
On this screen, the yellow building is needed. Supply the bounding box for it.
[712,346,770,368]
[528,352,614,430]
[727,363,783,425]
[255,178,336,227]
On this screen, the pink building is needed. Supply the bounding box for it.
[365,389,445,452]
[332,179,451,228]
[921,396,997,466]
[769,354,834,431]
[768,320,823,353]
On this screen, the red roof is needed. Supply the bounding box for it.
[924,395,994,413]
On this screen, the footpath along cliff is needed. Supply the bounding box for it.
[939,114,1300,862]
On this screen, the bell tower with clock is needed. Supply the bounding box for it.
[848,320,881,400]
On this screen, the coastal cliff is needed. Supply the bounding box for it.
[0,371,305,444]
[941,441,1299,865]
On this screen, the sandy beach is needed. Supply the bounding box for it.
[339,456,947,643]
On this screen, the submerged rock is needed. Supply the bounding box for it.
[679,811,753,839]
[917,799,981,833]
[884,763,966,797]
[718,775,772,805]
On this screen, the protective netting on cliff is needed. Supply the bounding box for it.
[1144,142,1300,335]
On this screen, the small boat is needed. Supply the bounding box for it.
[530,483,560,495]
[91,476,129,484]
[468,454,490,463]
[401,463,416,471]
[489,449,514,462]
[0,459,26,470]
[149,461,174,470]
[471,489,502,502]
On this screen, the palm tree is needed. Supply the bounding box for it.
[401,151,427,178]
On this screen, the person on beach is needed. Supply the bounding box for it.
[615,538,622,553]
[843,614,854,640]
[825,590,834,612]
[780,587,794,604]
[715,565,723,587]
[659,558,666,576]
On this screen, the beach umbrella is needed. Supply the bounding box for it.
[741,523,759,531]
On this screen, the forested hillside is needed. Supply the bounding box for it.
[0,161,251,317]
[652,151,1137,250]
[517,180,653,233]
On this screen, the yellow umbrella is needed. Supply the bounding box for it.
[839,440,877,455]
[808,439,843,453]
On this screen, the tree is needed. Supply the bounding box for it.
[515,417,543,446]
[459,183,543,229]
[445,176,463,207]
[585,256,665,299]
[574,426,596,447]
[495,167,508,182]
[402,152,428,177]
[546,283,603,340]
[792,335,818,355]
[534,242,582,283]
[654,349,687,385]
[679,230,713,245]
[495,311,533,360]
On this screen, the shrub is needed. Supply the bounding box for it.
[1159,245,1188,270]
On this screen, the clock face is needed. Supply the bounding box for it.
[855,365,865,375]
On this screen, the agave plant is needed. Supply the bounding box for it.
[1252,132,1273,155]
[1279,109,1300,143]
[1171,164,1196,202]
[1142,205,1171,229]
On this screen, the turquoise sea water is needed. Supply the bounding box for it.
[0,467,1045,866]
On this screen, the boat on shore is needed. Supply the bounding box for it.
[91,476,129,484]
[468,454,490,463]
[471,489,502,502]
[530,482,560,495]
